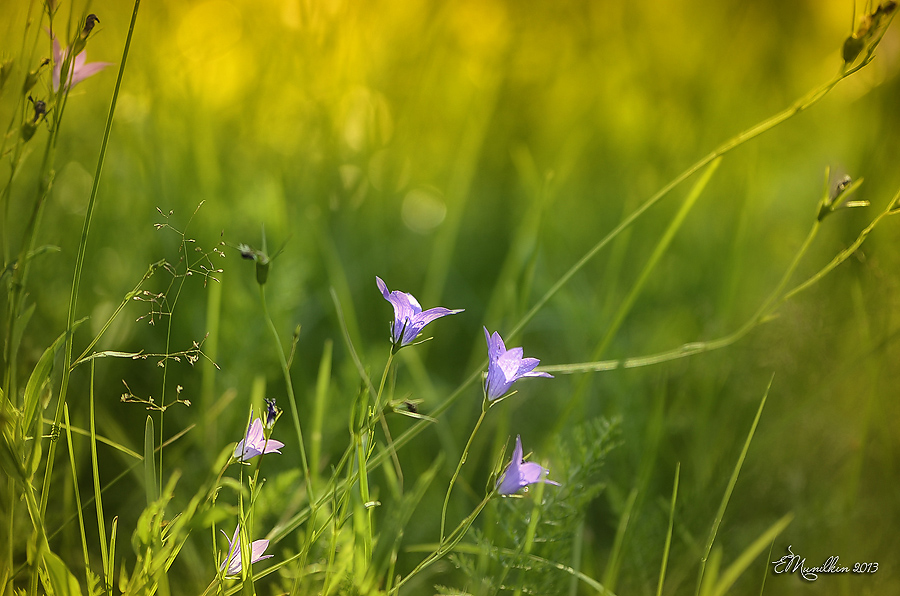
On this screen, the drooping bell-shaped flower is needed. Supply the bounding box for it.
[220,525,272,576]
[497,435,560,495]
[376,276,463,349]
[233,413,284,462]
[51,35,111,91]
[483,328,552,401]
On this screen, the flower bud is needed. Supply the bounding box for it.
[255,253,270,285]
[22,59,48,94]
[81,14,100,38]
[71,14,99,57]
[0,59,13,92]
[842,35,864,63]
[21,122,37,142]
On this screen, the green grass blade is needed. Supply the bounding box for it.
[107,516,118,595]
[711,514,793,596]
[42,0,143,528]
[89,362,109,590]
[603,487,638,593]
[597,156,722,359]
[656,463,680,596]
[363,454,440,591]
[695,374,773,595]
[22,327,69,436]
[201,264,223,448]
[310,339,333,489]
[144,415,158,506]
[44,550,83,596]
[559,157,721,429]
[63,405,91,590]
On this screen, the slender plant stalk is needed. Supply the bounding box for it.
[41,0,142,519]
[656,463,680,596]
[310,340,333,489]
[215,26,896,566]
[541,187,900,376]
[695,375,773,595]
[439,406,487,542]
[395,492,493,590]
[364,54,879,478]
[258,284,313,497]
[556,157,722,431]
[506,58,874,345]
[62,406,91,592]
[89,361,110,592]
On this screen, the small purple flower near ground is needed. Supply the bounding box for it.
[234,414,284,462]
[483,327,552,401]
[220,525,273,576]
[497,435,560,496]
[51,36,111,91]
[376,276,463,348]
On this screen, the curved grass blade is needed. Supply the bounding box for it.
[695,375,773,595]
[144,415,158,506]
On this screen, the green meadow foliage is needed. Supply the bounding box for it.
[1,1,899,595]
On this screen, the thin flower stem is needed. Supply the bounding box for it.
[537,188,900,377]
[357,61,868,488]
[374,351,394,412]
[358,349,396,554]
[396,492,493,591]
[36,0,142,577]
[255,33,895,552]
[507,66,853,345]
[357,425,374,566]
[439,405,487,542]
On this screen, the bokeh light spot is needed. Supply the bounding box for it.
[401,186,447,234]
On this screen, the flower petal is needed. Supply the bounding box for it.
[496,436,559,495]
[261,438,284,454]
[378,276,462,346]
[71,60,111,86]
[511,435,524,464]
[249,539,272,564]
[518,462,549,484]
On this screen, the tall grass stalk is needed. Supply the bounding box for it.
[656,463,680,596]
[695,375,773,595]
[88,361,110,592]
[41,0,141,523]
[62,405,91,590]
[258,284,312,496]
[556,157,722,432]
[506,52,883,346]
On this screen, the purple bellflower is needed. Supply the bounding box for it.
[483,328,552,401]
[376,276,463,349]
[51,36,111,91]
[233,414,284,462]
[220,525,272,577]
[497,435,560,496]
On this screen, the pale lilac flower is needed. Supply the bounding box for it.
[220,525,273,576]
[483,328,552,401]
[233,414,284,462]
[497,435,560,495]
[51,36,111,91]
[376,276,463,348]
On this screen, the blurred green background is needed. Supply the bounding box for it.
[2,0,899,593]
